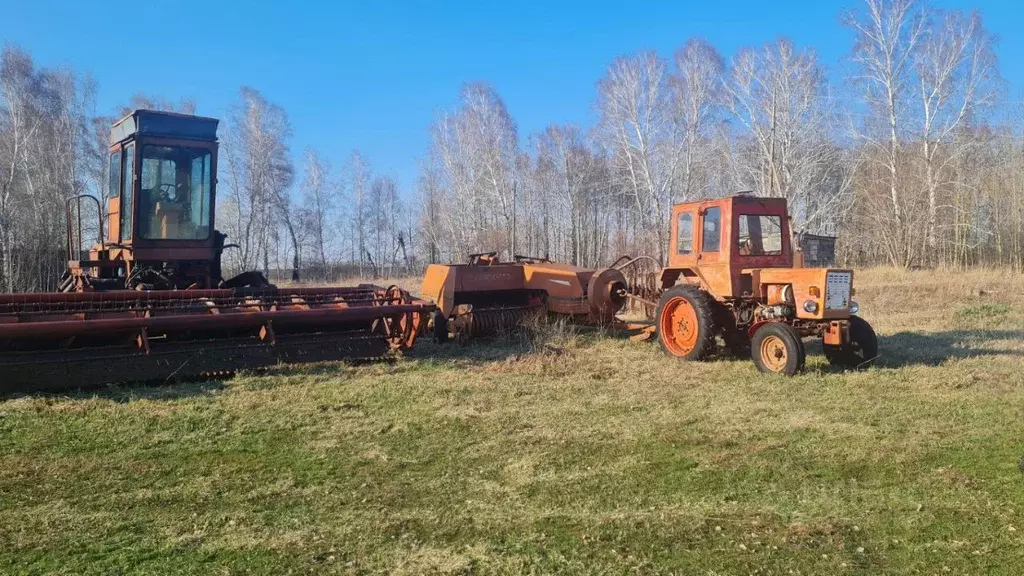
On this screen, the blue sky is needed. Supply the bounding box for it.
[2,0,1021,194]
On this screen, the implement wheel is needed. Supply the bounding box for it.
[751,322,805,376]
[824,316,878,369]
[656,285,717,360]
[431,310,450,343]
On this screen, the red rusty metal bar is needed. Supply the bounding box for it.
[0,285,384,304]
[0,303,432,340]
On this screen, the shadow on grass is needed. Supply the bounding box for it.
[17,327,1015,401]
[0,335,542,403]
[874,329,1024,367]
[92,379,229,402]
[406,335,548,363]
[804,329,1024,370]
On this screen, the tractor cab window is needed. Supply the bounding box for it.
[139,145,212,240]
[737,214,783,256]
[121,145,135,240]
[701,207,720,252]
[676,212,693,254]
[108,151,120,198]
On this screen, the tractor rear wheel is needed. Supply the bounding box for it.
[824,316,878,369]
[656,285,717,360]
[750,322,805,376]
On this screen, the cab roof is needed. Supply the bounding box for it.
[110,109,219,146]
[673,193,788,212]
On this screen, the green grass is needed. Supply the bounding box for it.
[1,269,1023,574]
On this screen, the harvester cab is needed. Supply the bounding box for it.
[63,109,255,292]
[654,194,877,375]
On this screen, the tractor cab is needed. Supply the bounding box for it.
[663,194,797,298]
[65,110,230,291]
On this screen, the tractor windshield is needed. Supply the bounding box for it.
[139,145,212,240]
[737,214,783,256]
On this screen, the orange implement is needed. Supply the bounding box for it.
[421,253,628,340]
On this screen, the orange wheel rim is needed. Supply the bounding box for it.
[660,297,699,356]
[759,335,788,372]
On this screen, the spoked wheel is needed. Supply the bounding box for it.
[750,322,805,376]
[655,285,717,360]
[375,285,421,350]
[824,316,878,369]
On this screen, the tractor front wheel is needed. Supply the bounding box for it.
[824,316,878,369]
[655,285,717,360]
[750,322,805,376]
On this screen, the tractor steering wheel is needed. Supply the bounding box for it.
[155,182,179,202]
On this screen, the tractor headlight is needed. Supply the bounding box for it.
[803,299,818,313]
[850,301,859,315]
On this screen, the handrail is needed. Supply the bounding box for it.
[65,195,103,262]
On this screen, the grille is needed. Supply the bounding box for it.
[825,272,852,310]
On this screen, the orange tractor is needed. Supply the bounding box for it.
[642,194,876,375]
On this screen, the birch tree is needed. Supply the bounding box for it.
[596,52,679,261]
[344,150,371,273]
[913,9,998,257]
[219,87,296,278]
[724,38,847,231]
[366,175,399,274]
[299,148,337,276]
[425,83,519,259]
[0,45,93,292]
[535,124,595,265]
[670,39,724,201]
[845,0,927,266]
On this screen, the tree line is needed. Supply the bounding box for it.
[421,0,1022,271]
[1,0,1022,293]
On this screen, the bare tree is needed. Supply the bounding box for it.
[219,87,296,279]
[0,45,94,292]
[299,148,337,276]
[535,124,596,265]
[344,150,371,274]
[425,83,519,260]
[913,9,998,257]
[845,0,927,266]
[115,93,196,118]
[724,38,848,231]
[367,176,391,274]
[596,52,679,261]
[417,157,444,263]
[671,39,724,201]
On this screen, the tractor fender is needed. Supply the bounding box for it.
[747,320,771,340]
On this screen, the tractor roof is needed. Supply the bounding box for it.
[110,109,219,146]
[674,194,788,212]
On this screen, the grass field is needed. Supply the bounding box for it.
[1,268,1023,575]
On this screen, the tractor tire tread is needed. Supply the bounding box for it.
[655,284,718,361]
[824,316,878,369]
[750,322,806,376]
